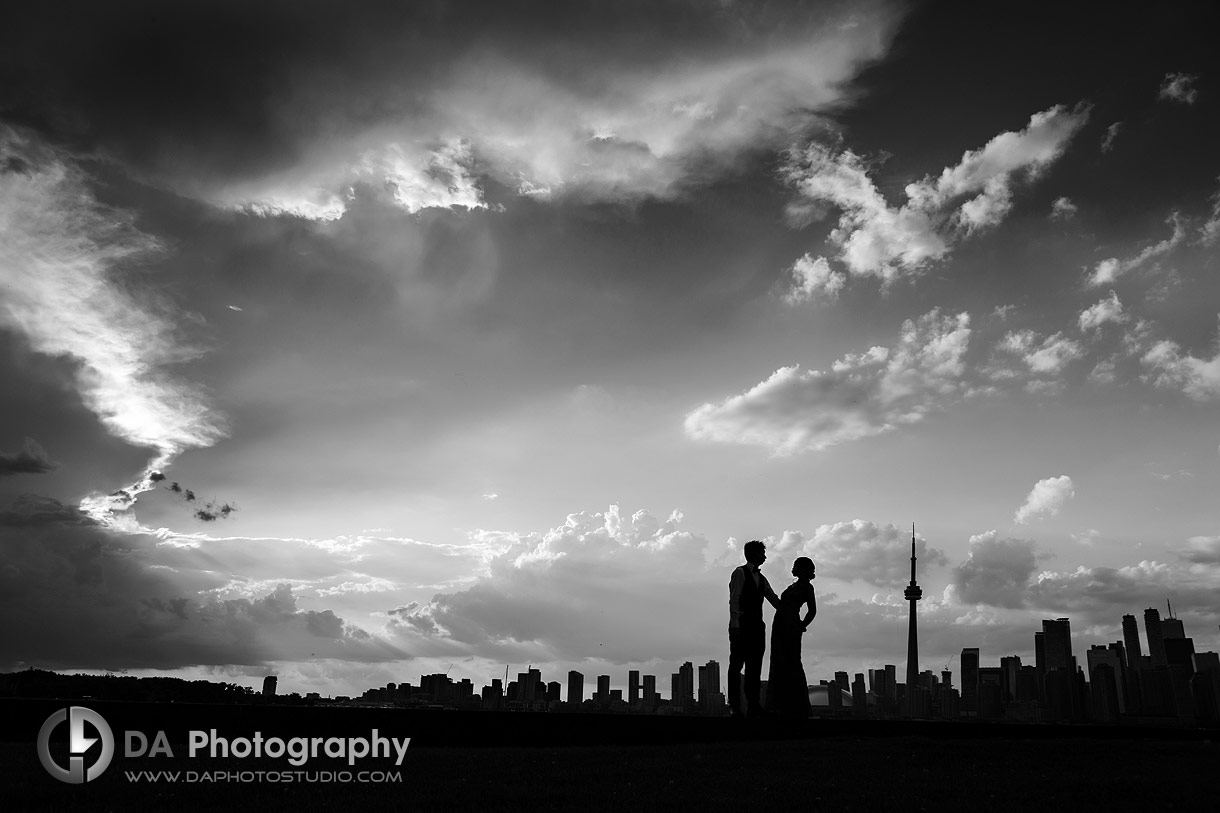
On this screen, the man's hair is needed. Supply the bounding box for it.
[743,539,766,559]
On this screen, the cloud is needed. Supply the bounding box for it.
[782,104,1089,282]
[1179,536,1220,565]
[768,521,949,589]
[782,254,846,304]
[1101,121,1122,152]
[0,126,226,521]
[1,2,904,218]
[1014,475,1075,524]
[952,531,1038,608]
[388,505,725,664]
[1050,196,1078,221]
[1025,560,1219,622]
[0,495,400,669]
[1159,72,1199,104]
[996,330,1085,376]
[1141,318,1220,401]
[684,309,971,454]
[0,438,56,477]
[1078,291,1128,332]
[1086,212,1186,287]
[1201,177,1220,246]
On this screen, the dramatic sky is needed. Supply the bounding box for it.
[3,1,1219,697]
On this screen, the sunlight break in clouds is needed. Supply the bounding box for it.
[684,309,970,454]
[0,126,225,522]
[782,104,1090,282]
[1014,475,1075,524]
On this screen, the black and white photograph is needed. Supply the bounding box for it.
[2,1,1219,808]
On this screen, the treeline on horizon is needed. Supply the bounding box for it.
[0,668,258,704]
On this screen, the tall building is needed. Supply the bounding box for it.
[517,668,542,702]
[1000,656,1022,702]
[1122,613,1143,666]
[904,525,923,716]
[1042,618,1074,673]
[262,676,277,697]
[1162,602,1185,640]
[698,660,721,709]
[1087,645,1126,713]
[960,648,979,716]
[567,670,584,705]
[596,674,611,702]
[1145,607,1167,667]
[628,670,640,705]
[643,674,657,705]
[678,661,695,708]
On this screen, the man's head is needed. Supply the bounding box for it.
[743,539,766,567]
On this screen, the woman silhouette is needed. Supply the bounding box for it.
[765,556,817,718]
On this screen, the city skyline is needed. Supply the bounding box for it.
[3,2,1220,698]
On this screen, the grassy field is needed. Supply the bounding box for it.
[6,735,1218,811]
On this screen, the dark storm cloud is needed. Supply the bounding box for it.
[1,0,901,213]
[0,494,401,669]
[0,437,56,476]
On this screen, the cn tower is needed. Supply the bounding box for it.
[904,524,923,715]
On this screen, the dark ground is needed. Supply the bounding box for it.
[4,700,1217,810]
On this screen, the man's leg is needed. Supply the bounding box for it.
[728,628,745,715]
[744,623,765,713]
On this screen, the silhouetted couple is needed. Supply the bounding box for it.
[728,540,817,719]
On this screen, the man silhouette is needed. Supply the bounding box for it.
[728,539,781,717]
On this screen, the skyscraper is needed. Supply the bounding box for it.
[1122,613,1143,666]
[567,670,584,705]
[628,670,640,705]
[1145,608,1167,667]
[679,661,695,709]
[596,674,611,702]
[1042,618,1074,673]
[904,525,923,715]
[643,674,657,705]
[961,648,979,716]
[1162,602,1185,640]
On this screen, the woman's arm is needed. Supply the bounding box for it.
[801,587,817,631]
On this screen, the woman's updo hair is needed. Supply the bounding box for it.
[793,557,816,578]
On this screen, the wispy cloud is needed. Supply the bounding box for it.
[1085,212,1186,287]
[1158,72,1199,104]
[1014,475,1075,524]
[684,309,971,454]
[1101,121,1122,152]
[0,438,57,477]
[0,126,226,522]
[783,104,1090,282]
[1141,318,1220,401]
[996,330,1085,376]
[1050,196,1078,221]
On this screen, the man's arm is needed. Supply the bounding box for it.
[761,574,781,609]
[728,567,744,629]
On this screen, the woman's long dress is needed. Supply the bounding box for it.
[766,581,814,718]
